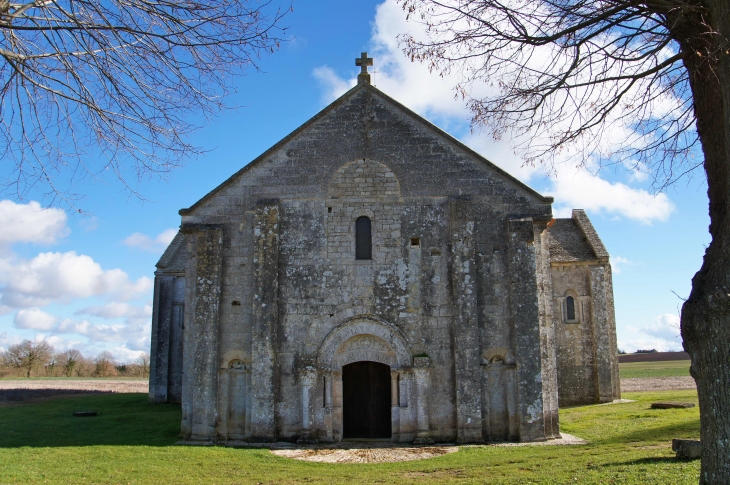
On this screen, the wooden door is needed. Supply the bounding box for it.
[342,361,392,439]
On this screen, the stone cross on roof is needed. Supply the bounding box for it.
[356,52,373,85]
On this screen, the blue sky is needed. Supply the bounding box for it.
[0,0,709,362]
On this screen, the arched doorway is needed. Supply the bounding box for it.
[342,361,392,439]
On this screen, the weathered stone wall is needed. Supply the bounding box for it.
[155,84,568,443]
[551,263,599,405]
[548,209,621,407]
[149,234,186,404]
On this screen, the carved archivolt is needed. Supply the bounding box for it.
[318,317,411,370]
[333,334,398,368]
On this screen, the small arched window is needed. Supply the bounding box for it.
[355,216,372,260]
[566,296,576,321]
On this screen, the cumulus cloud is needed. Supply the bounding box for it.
[619,313,683,352]
[312,0,676,224]
[122,228,178,252]
[13,308,59,331]
[0,251,152,308]
[548,170,674,224]
[57,316,150,351]
[643,313,682,343]
[76,302,152,320]
[0,200,68,246]
[313,67,355,103]
[611,256,633,275]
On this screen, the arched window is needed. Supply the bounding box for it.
[566,296,576,321]
[355,216,372,260]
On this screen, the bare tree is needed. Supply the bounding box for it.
[400,1,729,482]
[137,352,150,378]
[1,339,54,377]
[94,350,116,377]
[57,349,83,377]
[0,0,289,208]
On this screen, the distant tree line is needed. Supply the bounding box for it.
[0,340,150,379]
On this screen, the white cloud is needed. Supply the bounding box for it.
[76,302,152,320]
[57,316,150,351]
[643,313,682,342]
[548,170,674,224]
[313,67,355,103]
[619,313,683,352]
[611,256,633,274]
[122,228,177,252]
[107,345,147,363]
[13,308,59,331]
[40,334,84,353]
[0,251,152,308]
[0,200,69,246]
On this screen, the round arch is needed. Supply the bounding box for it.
[317,316,411,371]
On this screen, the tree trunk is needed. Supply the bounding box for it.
[671,3,730,483]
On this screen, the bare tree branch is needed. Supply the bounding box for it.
[398,0,705,189]
[0,0,290,209]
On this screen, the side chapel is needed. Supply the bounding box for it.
[150,54,620,444]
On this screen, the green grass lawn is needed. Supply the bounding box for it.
[0,391,700,484]
[619,360,692,379]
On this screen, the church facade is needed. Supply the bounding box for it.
[149,56,620,444]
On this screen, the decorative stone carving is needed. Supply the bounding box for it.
[318,317,411,370]
[413,356,430,368]
[333,335,397,368]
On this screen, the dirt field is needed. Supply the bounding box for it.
[0,379,148,406]
[0,379,148,393]
[620,376,696,392]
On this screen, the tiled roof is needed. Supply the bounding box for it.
[547,210,609,263]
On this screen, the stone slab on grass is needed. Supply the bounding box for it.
[672,439,701,459]
[651,402,696,409]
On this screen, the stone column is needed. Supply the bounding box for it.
[332,371,343,442]
[507,218,547,442]
[299,368,317,443]
[181,224,224,441]
[589,265,621,402]
[250,202,280,441]
[413,357,433,444]
[323,373,333,442]
[391,370,401,442]
[534,221,560,439]
[449,199,482,443]
[217,370,230,440]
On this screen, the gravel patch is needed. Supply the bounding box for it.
[621,377,696,392]
[272,444,458,463]
[269,433,587,463]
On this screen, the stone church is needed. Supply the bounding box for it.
[149,54,620,444]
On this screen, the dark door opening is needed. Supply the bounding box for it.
[343,361,392,439]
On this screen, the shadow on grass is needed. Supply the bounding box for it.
[606,457,681,467]
[0,393,181,448]
[597,420,700,446]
